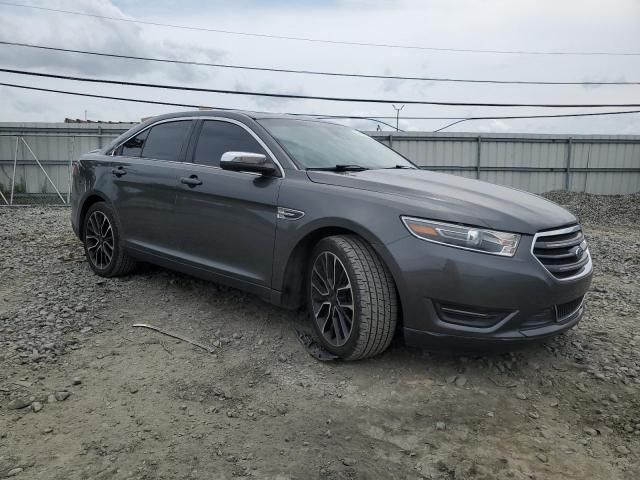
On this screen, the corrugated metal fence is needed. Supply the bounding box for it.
[1,123,638,204]
[0,122,132,204]
[368,131,640,195]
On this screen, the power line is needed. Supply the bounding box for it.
[370,111,640,120]
[0,82,396,130]
[433,119,471,132]
[1,1,639,57]
[1,82,640,124]
[1,41,637,86]
[3,68,640,108]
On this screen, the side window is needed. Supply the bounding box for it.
[141,121,192,161]
[193,121,266,167]
[116,129,149,157]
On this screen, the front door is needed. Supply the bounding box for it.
[173,119,282,293]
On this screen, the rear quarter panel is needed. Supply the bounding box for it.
[71,152,121,237]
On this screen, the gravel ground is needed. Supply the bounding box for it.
[0,192,638,479]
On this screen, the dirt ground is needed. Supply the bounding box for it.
[1,193,639,480]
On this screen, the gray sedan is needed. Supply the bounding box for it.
[71,110,592,359]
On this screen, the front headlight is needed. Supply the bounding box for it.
[401,216,520,257]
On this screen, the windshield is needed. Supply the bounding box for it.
[258,119,415,170]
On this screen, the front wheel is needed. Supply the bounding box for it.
[308,235,398,360]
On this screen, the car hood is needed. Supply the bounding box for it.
[306,169,577,235]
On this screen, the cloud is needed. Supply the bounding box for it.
[0,0,225,83]
[232,80,307,110]
[0,0,639,134]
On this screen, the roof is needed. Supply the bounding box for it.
[142,109,322,123]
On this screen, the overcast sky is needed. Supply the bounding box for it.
[1,0,639,133]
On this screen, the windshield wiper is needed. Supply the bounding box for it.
[381,165,414,169]
[307,164,369,172]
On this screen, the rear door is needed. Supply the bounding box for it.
[110,119,195,256]
[172,118,283,293]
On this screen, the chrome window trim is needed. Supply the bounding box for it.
[109,116,287,178]
[110,155,266,177]
[531,224,592,282]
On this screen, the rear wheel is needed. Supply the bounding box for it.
[83,202,136,277]
[308,235,398,360]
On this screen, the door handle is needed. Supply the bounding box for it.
[111,167,127,177]
[180,175,202,187]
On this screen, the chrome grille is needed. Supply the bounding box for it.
[532,225,590,280]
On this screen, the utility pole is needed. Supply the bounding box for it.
[392,104,404,131]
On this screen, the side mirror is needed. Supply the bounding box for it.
[220,152,276,176]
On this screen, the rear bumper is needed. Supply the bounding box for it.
[382,233,592,346]
[71,214,80,239]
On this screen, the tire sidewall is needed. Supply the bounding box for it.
[82,202,122,277]
[307,238,363,358]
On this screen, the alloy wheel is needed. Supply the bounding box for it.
[310,251,355,347]
[85,211,114,269]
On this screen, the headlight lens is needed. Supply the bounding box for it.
[401,216,520,257]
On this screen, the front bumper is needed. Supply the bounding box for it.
[383,232,592,346]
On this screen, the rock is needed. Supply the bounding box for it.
[54,391,70,401]
[528,411,540,419]
[7,468,23,477]
[277,354,287,363]
[129,386,139,394]
[342,457,357,466]
[31,401,43,413]
[8,398,31,410]
[47,395,56,404]
[276,404,289,415]
[583,427,598,436]
[536,453,548,463]
[455,375,467,387]
[516,392,527,400]
[616,445,630,455]
[72,377,82,385]
[436,422,446,431]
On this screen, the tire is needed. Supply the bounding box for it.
[307,235,398,360]
[82,202,136,277]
